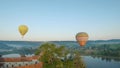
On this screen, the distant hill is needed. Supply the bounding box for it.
[0,41,42,55]
[0,42,13,49]
[88,39,120,45]
[0,39,120,55]
[0,39,120,48]
[0,41,42,48]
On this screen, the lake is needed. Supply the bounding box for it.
[83,56,120,68]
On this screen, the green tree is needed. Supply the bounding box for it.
[74,51,86,68]
[35,43,86,68]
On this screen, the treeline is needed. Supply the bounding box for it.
[71,44,120,57]
[0,47,36,55]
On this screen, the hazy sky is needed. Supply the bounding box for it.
[0,0,120,41]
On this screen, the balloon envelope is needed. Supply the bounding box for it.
[18,25,28,38]
[76,32,89,46]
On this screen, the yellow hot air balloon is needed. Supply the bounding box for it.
[76,32,89,46]
[18,25,28,38]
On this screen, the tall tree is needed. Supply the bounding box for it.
[35,43,86,68]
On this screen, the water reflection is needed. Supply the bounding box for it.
[91,56,120,62]
[83,56,120,68]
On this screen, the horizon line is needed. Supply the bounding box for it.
[0,39,120,42]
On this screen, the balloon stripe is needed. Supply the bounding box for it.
[76,37,88,41]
